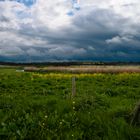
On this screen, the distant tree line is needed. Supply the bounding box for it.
[0,61,140,67]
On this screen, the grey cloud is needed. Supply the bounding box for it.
[0,1,140,62]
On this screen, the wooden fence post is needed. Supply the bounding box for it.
[72,76,76,97]
[131,101,140,125]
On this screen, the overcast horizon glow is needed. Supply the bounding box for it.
[0,0,140,62]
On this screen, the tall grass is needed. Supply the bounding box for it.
[0,68,140,139]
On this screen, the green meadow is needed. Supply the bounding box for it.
[0,68,140,140]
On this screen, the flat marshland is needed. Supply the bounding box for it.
[24,65,140,73]
[0,65,140,139]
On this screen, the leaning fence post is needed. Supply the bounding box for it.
[72,76,76,97]
[131,101,140,125]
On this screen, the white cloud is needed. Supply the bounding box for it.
[106,36,133,44]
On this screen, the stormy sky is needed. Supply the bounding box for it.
[0,0,140,62]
